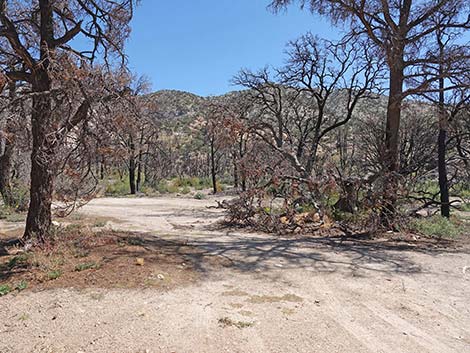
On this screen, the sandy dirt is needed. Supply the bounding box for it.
[1,196,470,353]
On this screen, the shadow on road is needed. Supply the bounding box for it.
[118,230,467,279]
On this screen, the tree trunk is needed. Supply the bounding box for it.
[233,153,239,188]
[129,162,136,194]
[136,149,143,192]
[23,0,55,243]
[437,127,449,217]
[210,139,217,194]
[239,136,246,192]
[128,137,137,195]
[100,156,105,180]
[0,134,14,206]
[23,75,54,243]
[381,53,404,227]
[437,42,449,218]
[0,81,16,207]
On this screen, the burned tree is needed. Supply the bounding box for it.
[0,0,135,243]
[234,36,382,181]
[270,0,470,225]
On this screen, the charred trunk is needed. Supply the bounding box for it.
[128,138,136,195]
[437,51,449,218]
[0,134,14,207]
[437,127,449,217]
[23,76,54,243]
[129,161,136,195]
[23,0,56,244]
[381,53,404,228]
[233,153,239,188]
[136,149,143,192]
[0,81,16,207]
[210,138,217,194]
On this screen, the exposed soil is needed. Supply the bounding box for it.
[0,195,469,353]
[0,231,201,293]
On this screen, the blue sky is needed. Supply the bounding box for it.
[125,1,338,96]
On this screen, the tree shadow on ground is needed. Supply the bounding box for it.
[120,230,469,280]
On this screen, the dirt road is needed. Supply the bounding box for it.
[1,196,469,353]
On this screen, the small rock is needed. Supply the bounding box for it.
[136,258,145,266]
[157,274,165,280]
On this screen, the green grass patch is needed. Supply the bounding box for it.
[194,192,206,200]
[75,262,100,272]
[105,178,130,196]
[459,203,470,212]
[47,270,62,281]
[0,284,12,296]
[8,253,30,269]
[411,215,461,238]
[15,280,27,291]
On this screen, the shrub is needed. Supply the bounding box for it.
[8,183,30,211]
[140,184,158,196]
[156,180,169,193]
[194,192,206,200]
[15,280,28,291]
[47,270,62,280]
[75,262,100,272]
[8,253,30,269]
[105,179,129,196]
[0,284,12,296]
[167,183,180,193]
[411,215,460,238]
[459,203,470,212]
[215,181,225,193]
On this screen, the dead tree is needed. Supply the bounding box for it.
[0,0,135,243]
[234,36,382,182]
[270,0,470,225]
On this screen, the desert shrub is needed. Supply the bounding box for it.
[156,180,169,193]
[105,178,129,196]
[156,179,181,194]
[411,215,461,238]
[10,184,30,211]
[167,183,179,193]
[194,192,206,200]
[0,284,12,296]
[0,205,26,223]
[215,181,225,193]
[140,184,158,196]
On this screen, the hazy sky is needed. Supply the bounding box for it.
[125,1,338,96]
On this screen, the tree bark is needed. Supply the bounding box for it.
[23,72,54,243]
[128,137,137,195]
[23,0,55,243]
[437,127,449,217]
[239,136,246,192]
[381,51,404,227]
[210,138,217,194]
[233,152,239,188]
[0,134,14,206]
[136,149,143,192]
[100,156,105,180]
[129,160,136,195]
[437,41,449,218]
[0,81,16,207]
